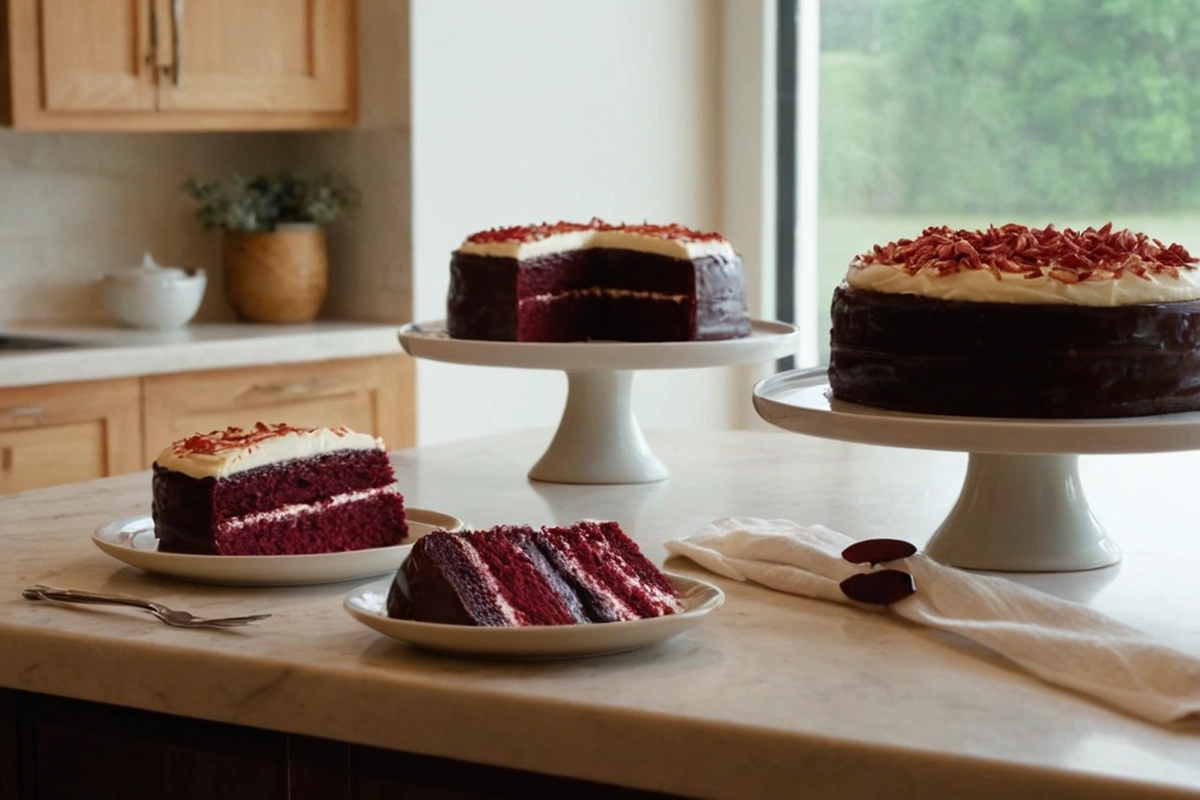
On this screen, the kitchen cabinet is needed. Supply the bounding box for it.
[2,689,683,800]
[0,355,414,495]
[141,355,414,468]
[0,0,357,131]
[0,377,140,495]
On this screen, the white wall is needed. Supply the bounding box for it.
[292,0,412,323]
[410,0,742,446]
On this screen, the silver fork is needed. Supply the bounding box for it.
[22,585,271,629]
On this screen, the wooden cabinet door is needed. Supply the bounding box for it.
[154,0,355,113]
[37,0,157,111]
[140,355,414,467]
[0,378,142,495]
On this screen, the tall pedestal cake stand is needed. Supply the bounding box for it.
[753,367,1200,573]
[400,320,799,485]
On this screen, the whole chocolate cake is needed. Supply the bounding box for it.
[387,520,681,626]
[829,223,1200,418]
[447,219,751,342]
[152,423,407,555]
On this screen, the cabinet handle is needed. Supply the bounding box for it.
[145,0,157,67]
[238,380,346,401]
[7,406,43,418]
[1,447,11,472]
[171,0,184,87]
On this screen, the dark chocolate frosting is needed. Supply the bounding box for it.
[448,248,750,342]
[829,285,1200,418]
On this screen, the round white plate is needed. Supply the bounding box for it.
[398,319,799,371]
[753,367,1200,455]
[343,573,725,660]
[91,508,464,587]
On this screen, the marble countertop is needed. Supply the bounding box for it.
[0,321,404,387]
[1,429,1198,799]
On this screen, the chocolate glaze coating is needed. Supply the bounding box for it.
[828,285,1200,418]
[447,248,750,342]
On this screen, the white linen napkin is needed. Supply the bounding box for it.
[665,517,1200,725]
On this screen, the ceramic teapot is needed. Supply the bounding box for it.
[101,253,207,329]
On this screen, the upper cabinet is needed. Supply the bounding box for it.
[0,0,357,131]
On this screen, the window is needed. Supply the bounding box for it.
[783,0,1200,364]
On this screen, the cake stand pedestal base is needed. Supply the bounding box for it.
[528,370,670,485]
[924,453,1121,572]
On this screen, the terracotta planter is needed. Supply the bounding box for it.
[222,228,328,323]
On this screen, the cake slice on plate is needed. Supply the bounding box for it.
[152,422,407,555]
[387,520,681,626]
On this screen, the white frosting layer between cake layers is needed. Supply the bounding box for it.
[156,427,384,480]
[847,260,1200,306]
[455,536,524,625]
[458,229,736,261]
[522,288,689,305]
[219,485,399,532]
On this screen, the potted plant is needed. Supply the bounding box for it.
[185,171,360,323]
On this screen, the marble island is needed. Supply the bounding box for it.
[1,429,1198,799]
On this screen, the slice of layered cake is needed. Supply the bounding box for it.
[152,423,407,555]
[447,219,752,342]
[386,520,680,626]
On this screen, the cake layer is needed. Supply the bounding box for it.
[387,521,680,626]
[154,449,397,524]
[153,448,398,522]
[448,249,749,342]
[828,285,1200,418]
[212,491,407,556]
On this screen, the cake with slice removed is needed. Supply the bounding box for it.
[386,520,680,625]
[447,219,751,342]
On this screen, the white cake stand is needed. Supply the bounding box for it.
[753,367,1200,572]
[400,320,799,484]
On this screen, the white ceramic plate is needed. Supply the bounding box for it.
[398,319,799,371]
[343,573,725,660]
[91,508,464,587]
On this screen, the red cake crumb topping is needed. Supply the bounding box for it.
[466,218,727,246]
[857,223,1199,282]
[172,422,351,456]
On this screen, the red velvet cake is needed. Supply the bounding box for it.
[151,423,407,555]
[386,520,681,626]
[830,223,1200,418]
[447,219,752,342]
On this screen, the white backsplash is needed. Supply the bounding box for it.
[0,131,294,325]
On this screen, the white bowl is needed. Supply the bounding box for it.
[101,268,207,329]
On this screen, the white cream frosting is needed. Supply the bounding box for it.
[846,259,1200,306]
[458,229,735,261]
[155,426,384,479]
